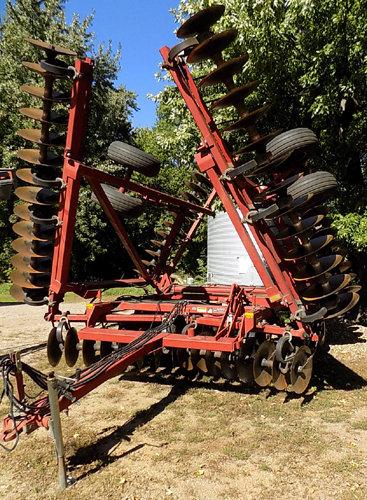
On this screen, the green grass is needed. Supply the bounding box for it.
[0,282,149,304]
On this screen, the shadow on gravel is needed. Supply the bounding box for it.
[326,320,366,345]
[0,302,23,307]
[313,351,367,391]
[68,383,188,480]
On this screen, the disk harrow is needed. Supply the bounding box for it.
[11,38,77,306]
[1,4,362,460]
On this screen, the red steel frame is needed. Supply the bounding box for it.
[1,46,318,442]
[45,49,315,356]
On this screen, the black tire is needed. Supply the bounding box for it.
[287,171,337,199]
[108,141,161,177]
[92,183,144,217]
[266,128,318,163]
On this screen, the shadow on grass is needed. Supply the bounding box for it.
[67,351,366,480]
[68,383,188,480]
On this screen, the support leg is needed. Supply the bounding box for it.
[47,376,67,490]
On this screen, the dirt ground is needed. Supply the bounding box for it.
[0,302,366,500]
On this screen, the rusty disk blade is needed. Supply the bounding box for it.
[17,148,63,167]
[205,351,221,378]
[13,202,58,224]
[10,270,50,289]
[283,234,334,261]
[323,292,360,319]
[15,186,59,205]
[266,193,314,220]
[289,346,313,395]
[17,129,66,147]
[150,239,165,248]
[11,253,52,274]
[220,353,236,381]
[10,284,48,306]
[22,61,47,76]
[155,228,170,238]
[12,237,53,257]
[186,192,202,205]
[177,5,225,38]
[20,84,70,103]
[16,168,37,186]
[145,249,160,258]
[224,103,271,132]
[253,340,275,387]
[199,54,248,87]
[193,171,211,188]
[293,254,344,282]
[82,340,100,367]
[237,130,282,154]
[263,173,304,198]
[339,260,352,273]
[16,168,62,189]
[64,328,79,367]
[343,285,362,293]
[237,357,255,385]
[277,215,325,240]
[187,29,238,64]
[47,327,62,366]
[12,220,55,241]
[272,360,290,391]
[141,259,156,267]
[189,181,208,197]
[25,37,77,57]
[100,341,113,359]
[301,274,351,301]
[212,81,259,110]
[9,284,26,302]
[12,221,48,241]
[19,107,68,125]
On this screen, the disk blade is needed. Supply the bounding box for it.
[17,128,66,147]
[15,186,59,205]
[177,5,225,38]
[19,107,68,125]
[224,104,271,132]
[187,29,238,64]
[301,274,351,301]
[25,37,77,57]
[20,84,70,103]
[199,55,248,87]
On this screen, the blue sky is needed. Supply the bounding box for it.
[0,0,179,128]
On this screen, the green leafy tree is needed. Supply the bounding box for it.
[0,0,137,281]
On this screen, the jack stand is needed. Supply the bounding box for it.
[47,376,67,490]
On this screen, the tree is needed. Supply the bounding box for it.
[0,0,137,281]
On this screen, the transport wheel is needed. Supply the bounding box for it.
[287,171,337,199]
[92,184,144,217]
[107,141,161,177]
[266,128,318,165]
[64,327,79,367]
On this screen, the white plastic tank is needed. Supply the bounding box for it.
[207,211,263,286]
